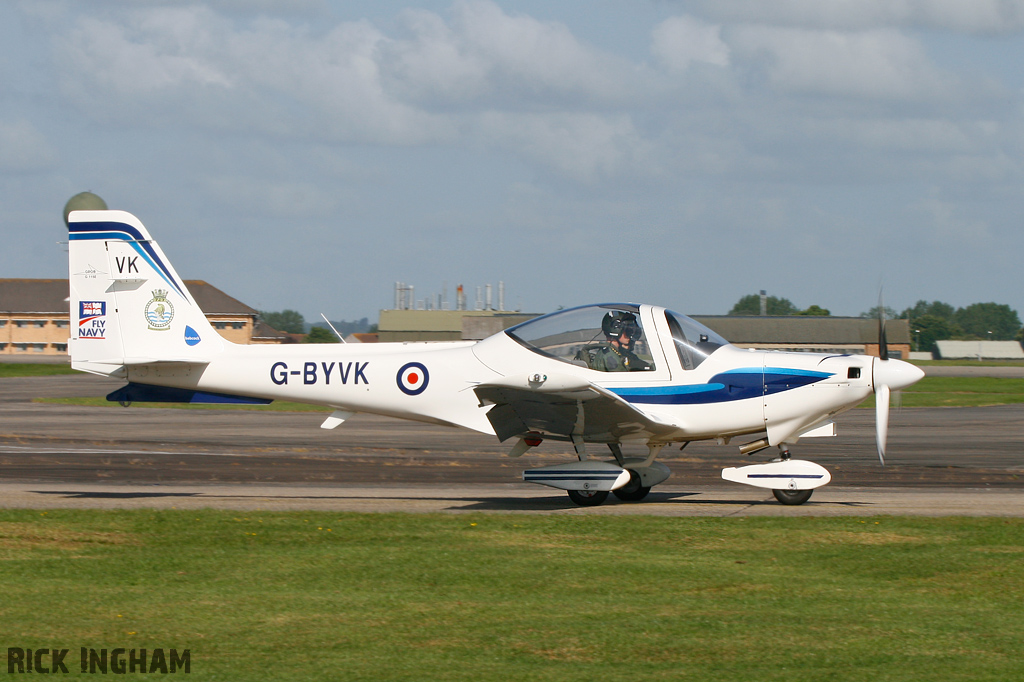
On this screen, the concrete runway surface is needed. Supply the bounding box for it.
[1,374,1021,516]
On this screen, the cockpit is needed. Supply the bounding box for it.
[504,304,728,373]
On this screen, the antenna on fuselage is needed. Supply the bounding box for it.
[320,313,346,343]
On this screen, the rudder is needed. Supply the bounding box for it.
[67,210,224,374]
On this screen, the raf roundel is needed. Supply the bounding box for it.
[397,362,429,396]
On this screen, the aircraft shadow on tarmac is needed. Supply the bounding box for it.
[28,489,874,510]
[453,492,873,511]
[32,490,202,499]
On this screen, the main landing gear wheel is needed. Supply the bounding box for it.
[612,470,651,502]
[773,488,813,505]
[567,489,609,506]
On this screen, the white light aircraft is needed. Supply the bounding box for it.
[67,209,924,506]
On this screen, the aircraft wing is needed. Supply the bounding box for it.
[473,373,679,443]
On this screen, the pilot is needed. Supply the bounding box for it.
[590,311,652,372]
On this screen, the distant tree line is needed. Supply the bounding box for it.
[896,301,1021,353]
[728,294,830,317]
[728,295,1022,353]
[259,310,375,343]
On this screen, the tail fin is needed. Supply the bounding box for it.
[67,209,225,375]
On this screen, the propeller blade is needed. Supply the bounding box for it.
[875,383,890,466]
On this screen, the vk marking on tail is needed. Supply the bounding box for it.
[69,220,185,298]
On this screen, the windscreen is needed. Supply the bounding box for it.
[665,310,727,370]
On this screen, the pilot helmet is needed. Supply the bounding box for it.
[602,311,640,340]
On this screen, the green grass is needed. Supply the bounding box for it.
[0,363,77,377]
[862,376,1024,408]
[0,511,1021,680]
[911,359,1024,367]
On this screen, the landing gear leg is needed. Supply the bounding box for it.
[771,445,813,505]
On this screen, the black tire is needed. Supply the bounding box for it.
[612,470,651,502]
[773,488,813,505]
[567,489,609,506]
[613,486,651,502]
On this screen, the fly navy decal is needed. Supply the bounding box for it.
[78,301,106,339]
[270,361,369,386]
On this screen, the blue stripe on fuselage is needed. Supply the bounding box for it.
[609,367,832,405]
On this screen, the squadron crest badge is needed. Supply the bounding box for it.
[145,289,175,331]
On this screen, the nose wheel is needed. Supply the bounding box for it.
[611,469,651,502]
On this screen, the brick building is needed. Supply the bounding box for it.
[0,279,289,358]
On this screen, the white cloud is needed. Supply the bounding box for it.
[382,8,490,103]
[202,175,340,219]
[810,118,974,152]
[63,10,233,94]
[225,18,454,144]
[476,112,650,182]
[44,1,1016,192]
[53,0,643,150]
[727,25,951,99]
[56,5,453,144]
[690,0,1024,35]
[450,0,632,101]
[908,189,994,246]
[651,16,730,71]
[382,1,637,106]
[0,119,57,172]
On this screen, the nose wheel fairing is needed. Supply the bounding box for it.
[721,459,832,491]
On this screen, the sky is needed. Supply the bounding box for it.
[2,0,1023,323]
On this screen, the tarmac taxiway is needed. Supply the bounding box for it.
[1,373,1021,515]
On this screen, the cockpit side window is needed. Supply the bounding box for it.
[505,305,656,372]
[665,310,727,370]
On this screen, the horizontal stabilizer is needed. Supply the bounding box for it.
[107,383,272,405]
[79,357,212,367]
[321,410,355,429]
[721,460,831,491]
[123,357,212,366]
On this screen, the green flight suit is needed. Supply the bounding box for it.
[589,344,652,372]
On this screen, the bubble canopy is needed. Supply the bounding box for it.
[504,304,728,372]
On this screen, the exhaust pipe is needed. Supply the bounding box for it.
[738,438,771,456]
